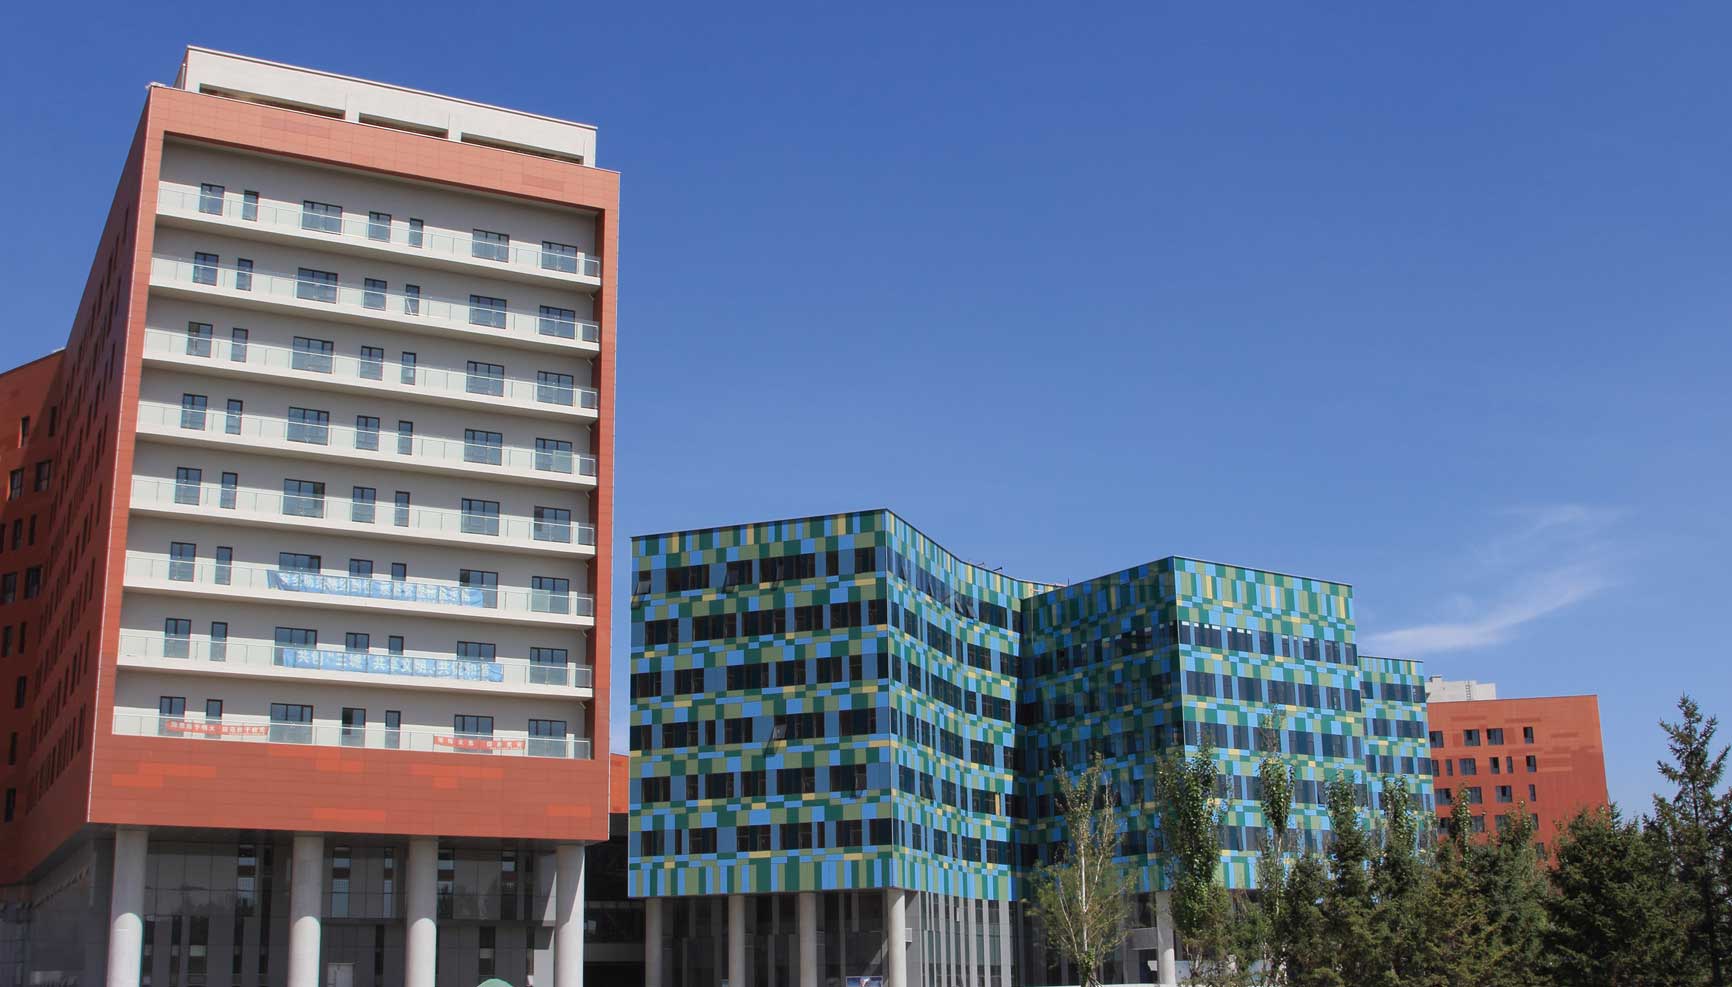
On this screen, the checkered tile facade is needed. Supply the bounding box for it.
[630,512,1432,900]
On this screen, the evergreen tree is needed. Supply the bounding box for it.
[1370,778,1424,987]
[1654,694,1729,986]
[1407,798,1503,987]
[1321,776,1379,986]
[1256,714,1295,984]
[1276,851,1332,987]
[1474,804,1550,987]
[1545,806,1690,987]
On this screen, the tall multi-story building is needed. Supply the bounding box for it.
[627,509,1432,987]
[0,47,617,987]
[1426,689,1607,853]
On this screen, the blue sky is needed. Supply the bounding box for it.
[4,2,1728,815]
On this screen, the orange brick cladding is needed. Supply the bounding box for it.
[1427,694,1608,850]
[0,83,618,884]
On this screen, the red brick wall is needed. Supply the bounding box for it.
[1428,694,1609,851]
[1,83,619,882]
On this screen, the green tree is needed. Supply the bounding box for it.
[1545,806,1690,987]
[1474,804,1550,987]
[1256,714,1295,983]
[1156,742,1244,985]
[1653,694,1729,987]
[1029,752,1136,987]
[1370,778,1425,987]
[1321,776,1379,986]
[1276,851,1331,987]
[1407,798,1503,987]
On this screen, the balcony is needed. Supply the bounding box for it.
[116,630,594,697]
[112,711,595,759]
[157,183,603,289]
[130,476,594,558]
[148,256,600,356]
[123,550,595,628]
[133,402,598,488]
[142,327,598,422]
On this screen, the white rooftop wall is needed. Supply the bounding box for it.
[174,47,598,166]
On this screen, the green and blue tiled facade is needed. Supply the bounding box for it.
[629,510,1433,962]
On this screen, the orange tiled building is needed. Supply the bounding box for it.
[1427,689,1608,852]
[0,47,616,987]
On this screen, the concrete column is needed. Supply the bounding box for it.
[964,897,977,987]
[644,897,664,987]
[797,891,818,987]
[554,845,586,987]
[404,837,438,987]
[727,893,746,987]
[288,835,324,987]
[939,896,951,987]
[1155,891,1177,987]
[106,829,149,987]
[886,889,907,987]
[997,898,1012,987]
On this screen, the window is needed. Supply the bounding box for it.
[530,576,570,614]
[278,552,322,574]
[527,718,567,757]
[205,698,224,719]
[186,321,213,357]
[460,569,499,607]
[22,567,39,599]
[394,491,411,526]
[287,407,330,445]
[1496,785,1514,804]
[1523,726,1535,744]
[275,627,317,663]
[400,353,417,385]
[1459,758,1478,776]
[199,183,225,215]
[1529,784,1538,801]
[1525,754,1537,772]
[1429,730,1445,747]
[388,637,404,655]
[532,506,571,543]
[283,479,325,518]
[235,258,253,291]
[535,371,576,406]
[385,710,401,749]
[461,498,501,536]
[4,471,17,500]
[180,393,208,430]
[359,346,384,380]
[230,327,248,361]
[193,251,219,285]
[538,240,579,274]
[1487,727,1505,745]
[1462,729,1481,747]
[174,466,203,505]
[464,429,503,465]
[208,621,228,662]
[270,703,315,743]
[534,437,573,473]
[296,268,338,303]
[368,212,391,241]
[292,336,334,373]
[472,228,510,262]
[169,542,197,581]
[403,284,420,316]
[469,294,507,328]
[529,647,570,685]
[364,278,386,310]
[352,486,376,523]
[225,399,243,435]
[214,547,232,586]
[466,361,505,396]
[164,618,192,659]
[829,763,867,794]
[453,714,494,736]
[355,416,380,451]
[220,472,237,510]
[537,305,578,339]
[407,218,423,247]
[688,829,717,855]
[391,563,407,581]
[241,190,258,222]
[302,200,343,233]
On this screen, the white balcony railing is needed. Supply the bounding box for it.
[143,327,599,416]
[118,630,595,690]
[134,402,598,482]
[124,551,596,621]
[160,184,603,281]
[113,711,594,759]
[130,476,596,552]
[149,256,601,350]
